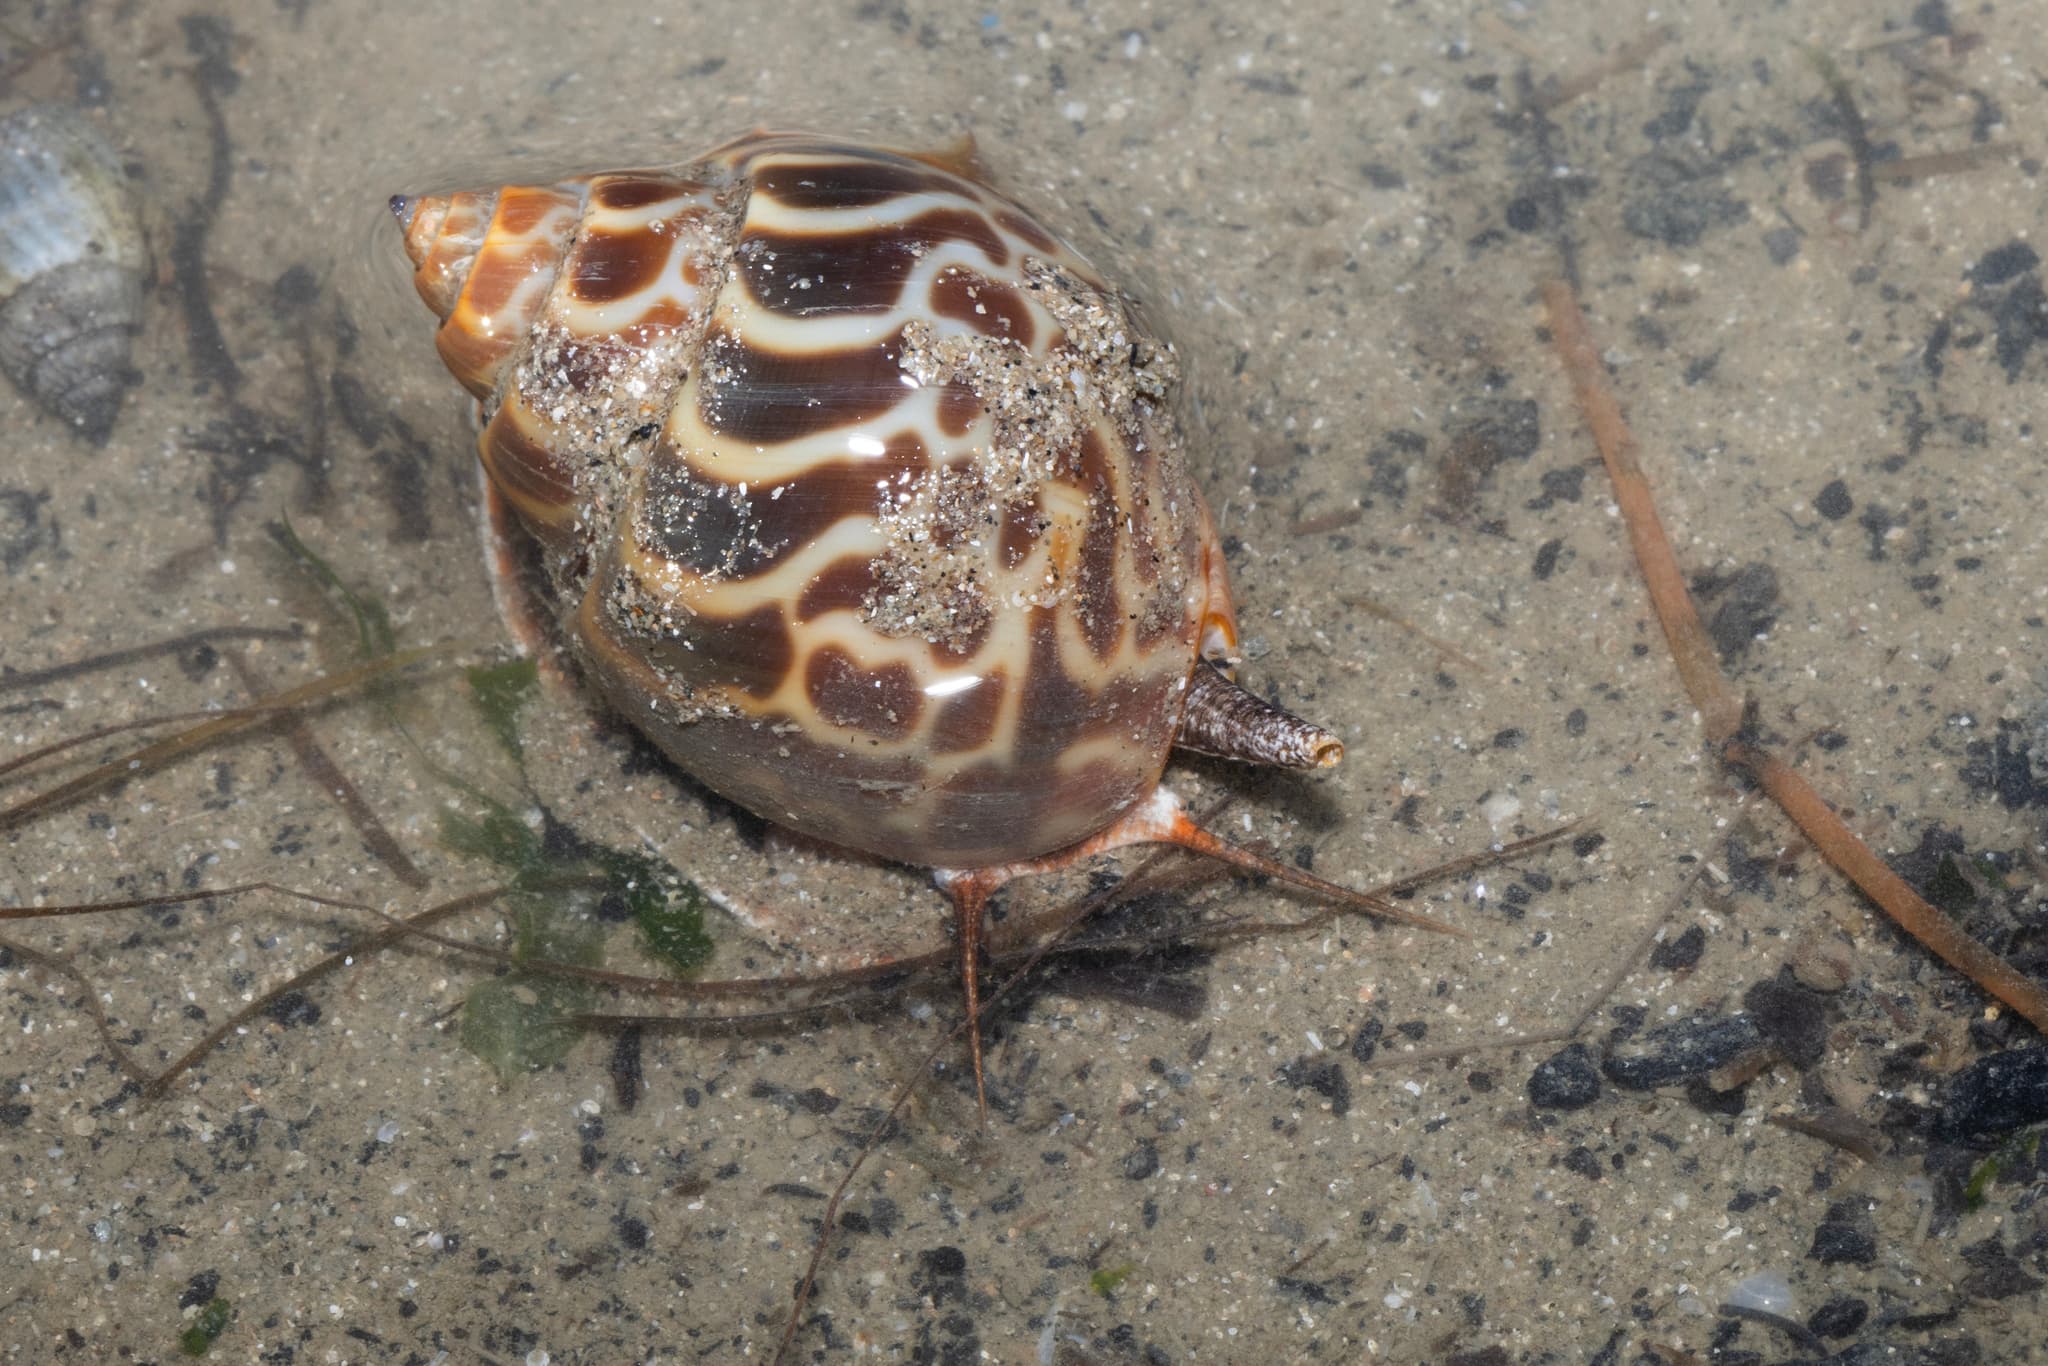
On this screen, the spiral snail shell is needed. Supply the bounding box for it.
[395,133,1408,1087]
[393,130,1353,859]
[0,104,146,446]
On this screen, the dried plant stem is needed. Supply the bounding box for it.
[1543,279,2048,1033]
[0,624,302,694]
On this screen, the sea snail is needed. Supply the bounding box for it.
[0,103,147,446]
[393,131,1441,1099]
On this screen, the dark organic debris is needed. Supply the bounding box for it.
[1649,924,1706,971]
[1690,563,1780,662]
[1969,240,2039,288]
[1743,976,1830,1069]
[1959,724,2044,811]
[1602,1013,1764,1089]
[1807,1198,1878,1266]
[1814,479,1852,521]
[1278,1055,1352,1117]
[1349,1017,1385,1065]
[1958,1236,2044,1300]
[1807,1294,1868,1339]
[1935,1047,2048,1141]
[1527,1042,1603,1110]
[1620,152,1748,246]
[1437,396,1541,512]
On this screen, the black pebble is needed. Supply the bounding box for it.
[1561,1145,1604,1180]
[1993,275,2045,379]
[1814,479,1853,520]
[272,262,321,311]
[1649,925,1706,970]
[1763,225,1802,266]
[179,1270,221,1309]
[1123,1139,1160,1181]
[1934,1046,2048,1140]
[1807,1295,1868,1338]
[1527,1043,1603,1110]
[1807,1198,1878,1266]
[917,1245,967,1278]
[1350,1018,1384,1065]
[1968,240,2040,287]
[1537,466,1585,503]
[1602,1013,1764,1089]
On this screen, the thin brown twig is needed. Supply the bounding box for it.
[0,934,159,1087]
[0,881,378,921]
[0,625,305,694]
[1873,144,2023,183]
[1765,1108,1885,1164]
[1287,506,1363,537]
[1338,591,1486,673]
[1278,1237,1332,1277]
[1543,279,2048,1033]
[1534,26,1677,111]
[0,707,295,783]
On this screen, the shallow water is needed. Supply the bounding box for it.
[3,2,2046,1362]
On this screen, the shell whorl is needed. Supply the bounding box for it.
[0,104,147,446]
[398,134,1265,867]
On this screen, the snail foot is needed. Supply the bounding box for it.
[477,470,573,685]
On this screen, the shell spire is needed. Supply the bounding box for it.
[1175,661,1344,769]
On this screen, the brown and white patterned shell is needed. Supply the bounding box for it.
[393,132,1262,869]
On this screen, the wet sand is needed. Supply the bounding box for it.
[3,1,2045,1361]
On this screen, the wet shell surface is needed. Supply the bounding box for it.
[395,132,1327,871]
[0,103,147,446]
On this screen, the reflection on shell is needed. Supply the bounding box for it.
[0,103,147,445]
